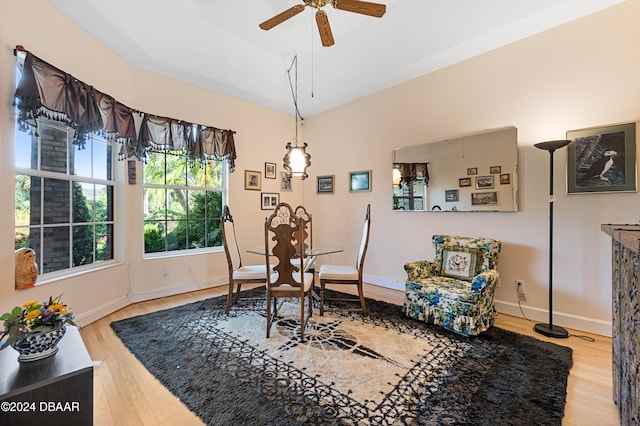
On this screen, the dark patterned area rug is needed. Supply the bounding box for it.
[111,288,573,425]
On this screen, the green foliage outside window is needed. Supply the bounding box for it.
[143,151,225,254]
[14,117,115,275]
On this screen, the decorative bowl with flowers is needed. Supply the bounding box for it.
[1,295,79,362]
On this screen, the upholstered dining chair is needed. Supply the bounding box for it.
[318,203,371,315]
[264,202,314,339]
[221,205,269,314]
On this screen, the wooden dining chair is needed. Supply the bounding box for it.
[318,204,371,315]
[294,205,316,273]
[264,203,314,339]
[221,205,269,314]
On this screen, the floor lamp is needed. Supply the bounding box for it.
[533,139,571,339]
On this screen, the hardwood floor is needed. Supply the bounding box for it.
[80,283,619,426]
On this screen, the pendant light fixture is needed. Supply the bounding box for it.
[392,149,401,186]
[283,55,311,179]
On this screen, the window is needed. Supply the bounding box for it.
[143,151,225,254]
[393,179,426,211]
[15,118,115,276]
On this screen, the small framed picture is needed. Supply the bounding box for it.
[475,175,494,189]
[471,191,498,205]
[445,189,459,202]
[280,172,292,192]
[490,166,502,174]
[500,173,511,185]
[244,170,262,190]
[349,170,372,192]
[467,167,478,175]
[261,192,280,210]
[317,175,335,193]
[127,160,137,184]
[265,162,277,179]
[459,177,471,187]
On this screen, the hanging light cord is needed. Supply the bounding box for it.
[287,55,304,143]
[310,11,315,98]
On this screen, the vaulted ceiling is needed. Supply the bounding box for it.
[48,0,624,117]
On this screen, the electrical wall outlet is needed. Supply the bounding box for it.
[515,279,527,302]
[163,267,169,277]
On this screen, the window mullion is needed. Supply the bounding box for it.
[14,114,115,278]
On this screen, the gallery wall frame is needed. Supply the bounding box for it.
[567,122,637,194]
[475,175,494,189]
[280,172,292,192]
[261,192,280,210]
[349,170,372,192]
[265,162,277,179]
[317,175,335,193]
[244,170,261,190]
[445,189,459,202]
[459,178,471,187]
[471,191,498,205]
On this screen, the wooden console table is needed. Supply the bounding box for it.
[601,223,640,426]
[0,326,93,426]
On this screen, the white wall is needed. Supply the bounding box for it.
[1,0,638,336]
[302,0,640,335]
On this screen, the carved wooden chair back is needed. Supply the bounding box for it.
[264,202,314,339]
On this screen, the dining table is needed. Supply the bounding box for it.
[246,244,343,272]
[246,244,343,304]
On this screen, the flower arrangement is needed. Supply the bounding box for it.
[0,295,79,350]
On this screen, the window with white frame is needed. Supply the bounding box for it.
[15,118,115,276]
[143,150,225,254]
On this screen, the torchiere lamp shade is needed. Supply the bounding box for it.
[534,140,571,152]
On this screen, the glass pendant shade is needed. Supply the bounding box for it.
[283,141,311,179]
[392,165,401,186]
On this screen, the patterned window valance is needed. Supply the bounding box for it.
[13,46,236,171]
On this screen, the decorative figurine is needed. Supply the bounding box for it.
[15,248,38,289]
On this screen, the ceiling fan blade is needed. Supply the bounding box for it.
[315,10,335,47]
[259,4,306,30]
[332,0,386,18]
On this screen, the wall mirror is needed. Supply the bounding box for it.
[392,126,518,212]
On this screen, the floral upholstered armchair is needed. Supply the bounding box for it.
[402,235,502,336]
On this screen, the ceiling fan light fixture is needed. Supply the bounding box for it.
[259,0,386,46]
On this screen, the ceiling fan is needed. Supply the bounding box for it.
[259,0,386,47]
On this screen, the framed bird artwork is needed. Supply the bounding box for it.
[566,122,637,194]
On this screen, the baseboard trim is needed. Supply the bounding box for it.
[494,299,612,337]
[75,277,227,327]
[130,277,227,304]
[75,296,130,327]
[360,278,612,337]
[363,274,405,292]
[76,275,612,338]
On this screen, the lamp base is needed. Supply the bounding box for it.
[534,323,569,339]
